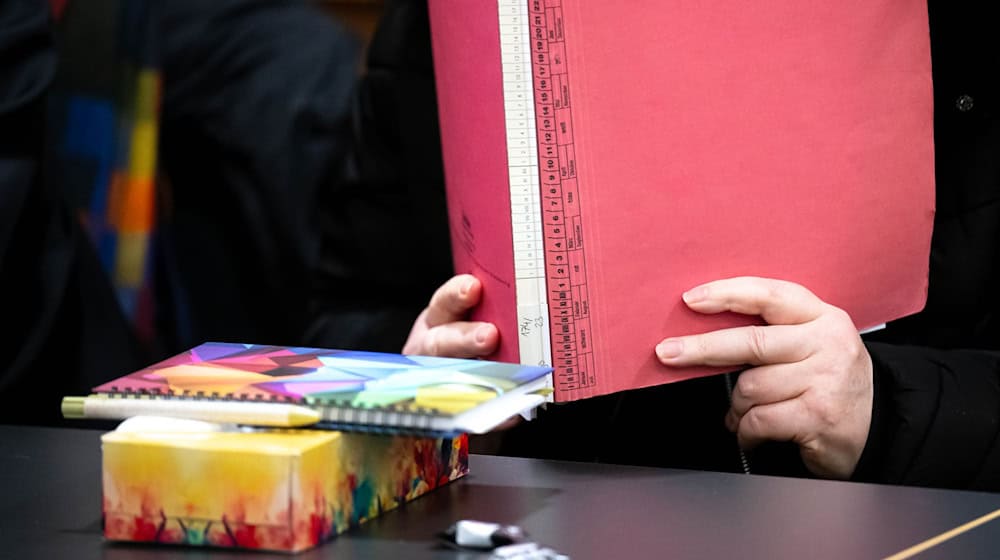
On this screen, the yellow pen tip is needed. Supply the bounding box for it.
[287,408,322,427]
[61,396,86,419]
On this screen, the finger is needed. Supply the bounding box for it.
[424,274,482,328]
[656,324,813,367]
[402,310,431,355]
[735,398,811,450]
[724,408,739,432]
[682,276,827,325]
[412,321,498,358]
[730,363,811,419]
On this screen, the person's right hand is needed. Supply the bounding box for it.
[402,274,499,358]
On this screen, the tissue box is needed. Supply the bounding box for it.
[101,429,469,552]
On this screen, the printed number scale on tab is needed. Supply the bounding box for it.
[497,0,595,394]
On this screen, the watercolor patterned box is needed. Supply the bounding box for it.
[101,428,469,552]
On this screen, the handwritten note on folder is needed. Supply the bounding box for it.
[428,1,935,401]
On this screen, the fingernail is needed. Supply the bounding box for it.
[656,339,683,360]
[460,278,475,297]
[682,286,707,304]
[474,325,491,344]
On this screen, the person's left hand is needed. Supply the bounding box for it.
[654,276,873,479]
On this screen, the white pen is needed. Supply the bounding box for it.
[61,395,321,427]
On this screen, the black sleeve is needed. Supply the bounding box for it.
[853,341,1000,490]
[155,0,361,348]
[305,0,455,352]
[0,0,144,425]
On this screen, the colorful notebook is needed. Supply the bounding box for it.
[66,342,552,435]
[428,0,935,401]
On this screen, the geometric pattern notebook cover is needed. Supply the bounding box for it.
[91,342,553,434]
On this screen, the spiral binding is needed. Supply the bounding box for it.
[723,372,751,475]
[313,422,462,439]
[101,386,449,432]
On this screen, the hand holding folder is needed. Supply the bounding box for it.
[403,274,500,359]
[402,271,876,477]
[654,276,874,479]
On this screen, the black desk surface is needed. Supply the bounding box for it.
[3,425,1000,559]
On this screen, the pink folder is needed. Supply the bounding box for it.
[428,1,935,401]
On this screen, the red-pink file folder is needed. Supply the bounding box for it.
[429,1,935,402]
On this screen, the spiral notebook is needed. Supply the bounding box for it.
[68,342,553,435]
